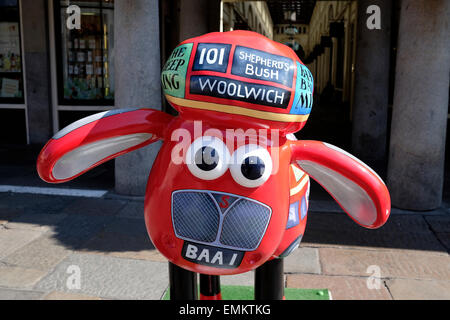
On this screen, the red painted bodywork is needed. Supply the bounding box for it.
[36,31,391,276]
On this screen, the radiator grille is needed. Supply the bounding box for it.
[220,199,271,250]
[172,190,271,251]
[172,192,219,242]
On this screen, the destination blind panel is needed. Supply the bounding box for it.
[190,75,291,109]
[231,45,294,88]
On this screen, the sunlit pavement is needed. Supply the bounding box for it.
[0,191,449,300]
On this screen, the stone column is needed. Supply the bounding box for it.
[387,0,450,210]
[22,0,52,144]
[317,54,323,93]
[114,0,162,196]
[352,0,391,171]
[325,47,331,87]
[179,0,221,41]
[331,38,338,87]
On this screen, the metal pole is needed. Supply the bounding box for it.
[168,262,198,300]
[200,274,222,300]
[254,258,284,300]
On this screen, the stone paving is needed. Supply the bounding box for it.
[0,191,449,300]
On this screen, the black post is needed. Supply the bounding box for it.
[168,262,198,300]
[254,258,284,300]
[200,274,222,300]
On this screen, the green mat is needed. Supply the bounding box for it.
[162,286,330,300]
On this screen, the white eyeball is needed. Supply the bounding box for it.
[230,144,273,188]
[186,136,230,180]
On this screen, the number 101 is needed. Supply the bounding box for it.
[198,47,226,65]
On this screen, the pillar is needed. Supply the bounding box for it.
[331,37,338,87]
[178,0,221,41]
[352,0,391,171]
[22,0,52,144]
[387,0,450,210]
[160,0,220,114]
[114,0,162,195]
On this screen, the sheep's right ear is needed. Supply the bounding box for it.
[289,140,391,229]
[37,108,173,183]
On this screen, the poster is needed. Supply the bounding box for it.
[1,77,19,97]
[0,22,21,73]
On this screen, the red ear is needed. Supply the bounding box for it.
[289,140,390,229]
[37,108,173,183]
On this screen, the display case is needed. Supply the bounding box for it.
[0,0,24,104]
[54,0,114,105]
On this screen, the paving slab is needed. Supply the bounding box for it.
[34,253,169,300]
[0,264,49,288]
[319,247,450,281]
[48,214,111,250]
[303,228,447,253]
[307,213,434,234]
[116,201,145,220]
[0,287,46,300]
[378,215,434,233]
[424,215,450,233]
[61,198,127,216]
[386,278,450,300]
[0,193,76,215]
[43,291,102,300]
[286,273,392,300]
[0,227,43,259]
[302,213,447,253]
[3,235,73,271]
[284,247,321,274]
[5,213,67,232]
[80,217,160,261]
[0,206,24,225]
[436,233,450,252]
[220,271,254,287]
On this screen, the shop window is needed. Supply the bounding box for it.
[0,0,24,104]
[54,0,114,105]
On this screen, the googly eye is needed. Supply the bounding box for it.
[230,144,273,188]
[186,136,230,180]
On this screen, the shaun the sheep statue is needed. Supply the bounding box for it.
[37,31,390,300]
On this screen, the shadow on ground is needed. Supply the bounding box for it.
[0,144,115,190]
[0,190,449,257]
[0,193,156,254]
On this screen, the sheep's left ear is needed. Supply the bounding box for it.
[37,108,173,183]
[289,140,391,229]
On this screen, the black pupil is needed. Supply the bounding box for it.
[241,156,265,180]
[195,146,219,171]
